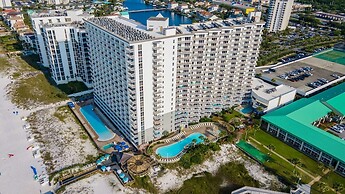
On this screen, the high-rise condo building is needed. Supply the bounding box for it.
[266,0,294,32]
[37,0,70,5]
[85,15,264,146]
[29,10,93,86]
[0,0,11,8]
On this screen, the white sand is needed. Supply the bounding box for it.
[153,144,285,193]
[0,75,51,193]
[28,107,98,173]
[63,173,145,194]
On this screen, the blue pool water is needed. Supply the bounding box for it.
[103,143,114,150]
[241,106,254,114]
[124,0,192,26]
[80,105,115,141]
[156,133,205,158]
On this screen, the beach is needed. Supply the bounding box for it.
[0,75,51,193]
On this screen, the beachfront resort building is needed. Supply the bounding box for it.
[37,0,70,5]
[29,9,93,86]
[85,14,264,146]
[261,82,345,177]
[251,78,296,113]
[266,0,294,32]
[0,0,11,8]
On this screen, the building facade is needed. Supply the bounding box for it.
[0,0,11,8]
[85,15,264,146]
[251,78,296,112]
[29,10,93,85]
[266,0,294,32]
[261,82,345,177]
[38,0,70,5]
[41,23,92,85]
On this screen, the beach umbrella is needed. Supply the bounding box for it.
[123,176,129,183]
[123,145,129,149]
[116,169,122,174]
[101,166,106,172]
[115,145,121,150]
[30,166,37,176]
[119,142,126,146]
[104,154,110,160]
[119,173,125,178]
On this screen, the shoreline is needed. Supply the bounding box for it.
[0,74,51,193]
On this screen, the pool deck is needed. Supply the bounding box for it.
[71,101,127,154]
[149,122,223,163]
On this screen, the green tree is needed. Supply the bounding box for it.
[162,130,169,137]
[333,182,344,193]
[317,182,329,193]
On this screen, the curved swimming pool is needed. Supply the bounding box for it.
[156,132,205,158]
[80,105,115,141]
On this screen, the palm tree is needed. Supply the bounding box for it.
[267,144,275,151]
[317,182,328,193]
[192,139,197,146]
[333,182,344,193]
[290,158,301,174]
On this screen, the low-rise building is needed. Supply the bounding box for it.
[197,10,213,20]
[168,1,178,9]
[232,4,256,15]
[208,5,219,13]
[261,82,345,177]
[315,12,345,22]
[292,2,312,12]
[232,186,287,194]
[251,78,296,113]
[0,0,11,8]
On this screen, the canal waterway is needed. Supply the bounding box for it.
[124,0,192,26]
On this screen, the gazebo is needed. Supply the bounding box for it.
[127,155,152,176]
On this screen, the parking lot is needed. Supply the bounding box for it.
[259,54,345,96]
[328,123,345,140]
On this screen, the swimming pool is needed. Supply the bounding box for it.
[241,106,254,114]
[103,143,114,150]
[156,132,205,158]
[80,105,115,141]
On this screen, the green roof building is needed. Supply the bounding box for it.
[261,82,345,177]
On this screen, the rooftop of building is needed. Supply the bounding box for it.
[252,78,296,101]
[85,14,264,42]
[86,16,161,42]
[147,14,168,21]
[42,21,86,29]
[231,186,287,194]
[262,82,345,163]
[176,18,264,34]
[232,4,255,9]
[28,9,91,18]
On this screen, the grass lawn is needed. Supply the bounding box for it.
[0,34,23,53]
[250,130,324,177]
[249,140,313,185]
[222,111,242,122]
[311,172,345,194]
[0,53,69,108]
[11,73,67,109]
[57,81,89,95]
[0,57,11,72]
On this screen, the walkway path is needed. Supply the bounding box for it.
[249,137,316,180]
[308,169,330,185]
